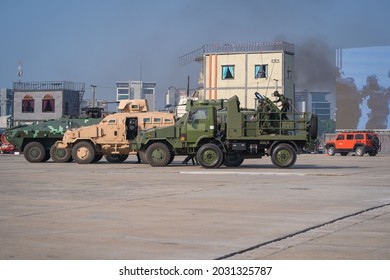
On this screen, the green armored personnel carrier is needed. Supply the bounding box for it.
[133,92,318,168]
[4,110,102,163]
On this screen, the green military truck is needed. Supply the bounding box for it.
[133,93,317,168]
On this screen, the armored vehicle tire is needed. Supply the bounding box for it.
[223,152,244,167]
[145,142,172,167]
[24,141,49,163]
[168,150,175,164]
[326,146,335,156]
[104,154,129,163]
[369,151,378,156]
[72,141,96,164]
[92,154,103,163]
[197,143,223,169]
[355,146,365,156]
[50,145,72,163]
[138,149,148,164]
[271,143,297,168]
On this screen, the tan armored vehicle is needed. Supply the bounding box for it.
[55,99,175,163]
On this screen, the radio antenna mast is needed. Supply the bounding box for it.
[17,62,23,83]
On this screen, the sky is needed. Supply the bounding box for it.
[1,0,390,109]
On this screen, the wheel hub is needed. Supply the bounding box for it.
[77,147,89,159]
[277,150,291,163]
[152,149,164,161]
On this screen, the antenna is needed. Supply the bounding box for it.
[17,62,23,82]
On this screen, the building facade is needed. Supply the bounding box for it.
[295,90,333,121]
[12,81,84,125]
[180,42,295,109]
[0,88,13,117]
[116,81,156,111]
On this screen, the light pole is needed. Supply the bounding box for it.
[90,85,96,108]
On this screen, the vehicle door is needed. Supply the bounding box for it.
[334,134,345,150]
[186,107,214,144]
[355,133,365,146]
[344,134,355,150]
[126,117,138,141]
[100,117,125,144]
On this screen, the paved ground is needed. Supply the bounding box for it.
[0,153,389,260]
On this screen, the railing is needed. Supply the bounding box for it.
[13,81,85,92]
[243,111,307,137]
[179,41,295,66]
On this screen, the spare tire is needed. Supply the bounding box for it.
[372,136,380,146]
[309,113,318,140]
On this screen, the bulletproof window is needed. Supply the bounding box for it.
[255,64,268,78]
[22,94,34,113]
[42,94,55,113]
[143,117,151,123]
[346,134,354,140]
[336,134,344,140]
[222,65,234,80]
[153,118,162,123]
[164,118,173,124]
[355,134,364,140]
[108,119,116,125]
[193,108,208,120]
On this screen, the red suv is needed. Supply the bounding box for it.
[325,131,381,156]
[0,132,15,154]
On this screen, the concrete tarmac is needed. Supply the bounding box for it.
[0,153,389,260]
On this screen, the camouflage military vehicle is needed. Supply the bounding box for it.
[132,92,318,168]
[55,106,175,164]
[4,109,103,163]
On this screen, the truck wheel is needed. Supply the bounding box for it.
[197,143,223,169]
[104,154,129,163]
[72,141,96,164]
[271,143,297,168]
[309,114,318,140]
[24,141,48,163]
[50,144,73,163]
[224,152,244,167]
[355,146,365,156]
[326,146,335,156]
[146,142,172,167]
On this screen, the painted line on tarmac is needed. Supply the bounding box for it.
[215,202,390,260]
[180,171,306,176]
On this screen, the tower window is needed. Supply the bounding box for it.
[222,65,235,80]
[22,94,34,113]
[255,64,268,78]
[42,94,55,113]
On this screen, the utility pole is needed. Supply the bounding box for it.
[186,76,190,97]
[90,85,96,108]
